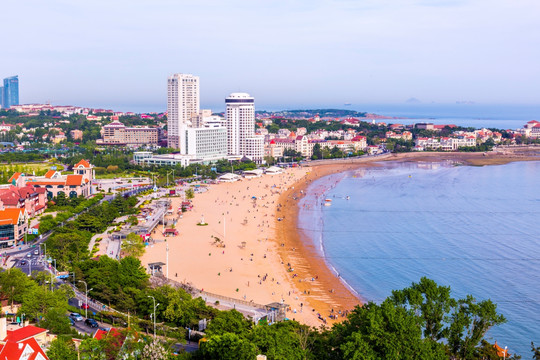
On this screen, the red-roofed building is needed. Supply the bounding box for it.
[4,325,49,345]
[493,341,510,358]
[0,185,46,218]
[0,318,50,359]
[8,161,94,201]
[0,208,28,246]
[0,337,49,360]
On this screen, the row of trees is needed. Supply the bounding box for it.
[311,143,364,160]
[192,278,524,360]
[44,194,138,269]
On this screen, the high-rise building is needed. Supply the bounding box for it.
[0,87,4,108]
[225,93,264,164]
[167,73,199,150]
[2,76,19,109]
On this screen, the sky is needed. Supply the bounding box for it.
[2,0,540,112]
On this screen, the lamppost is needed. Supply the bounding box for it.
[504,346,508,360]
[147,296,159,337]
[78,280,93,319]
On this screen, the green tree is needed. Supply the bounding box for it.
[447,295,506,359]
[47,338,78,360]
[331,300,446,360]
[311,143,322,160]
[0,268,36,307]
[205,309,252,336]
[185,188,194,200]
[200,333,257,360]
[41,307,73,335]
[532,342,540,360]
[390,277,456,341]
[121,233,146,258]
[79,338,106,360]
[249,321,308,360]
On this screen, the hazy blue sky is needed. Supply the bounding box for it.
[2,0,539,111]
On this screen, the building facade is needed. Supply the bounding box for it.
[225,93,264,163]
[98,120,159,146]
[0,208,28,247]
[2,76,19,109]
[9,160,94,200]
[167,73,200,149]
[184,125,227,160]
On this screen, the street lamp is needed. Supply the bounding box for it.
[79,280,93,319]
[147,296,159,337]
[504,346,507,360]
[41,243,46,260]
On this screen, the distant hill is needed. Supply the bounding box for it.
[256,109,367,117]
[405,97,421,104]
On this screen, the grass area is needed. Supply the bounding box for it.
[0,162,64,177]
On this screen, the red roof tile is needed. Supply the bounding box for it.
[75,159,91,168]
[44,170,56,178]
[4,325,48,343]
[66,175,83,186]
[0,337,49,360]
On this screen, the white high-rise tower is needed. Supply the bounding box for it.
[225,93,264,164]
[167,73,200,149]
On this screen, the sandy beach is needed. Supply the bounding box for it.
[142,146,540,328]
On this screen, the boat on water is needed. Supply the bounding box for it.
[324,199,332,207]
[346,195,350,200]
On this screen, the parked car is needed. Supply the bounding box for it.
[85,318,98,328]
[81,303,89,310]
[70,313,83,322]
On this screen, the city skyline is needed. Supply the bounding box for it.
[2,0,540,110]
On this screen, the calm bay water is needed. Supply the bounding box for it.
[299,160,540,356]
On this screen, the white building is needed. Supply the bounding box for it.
[184,125,227,161]
[225,93,264,164]
[167,73,200,149]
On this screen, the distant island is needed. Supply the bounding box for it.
[256,109,368,118]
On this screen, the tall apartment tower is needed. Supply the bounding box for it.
[2,76,19,109]
[167,73,199,149]
[225,93,264,164]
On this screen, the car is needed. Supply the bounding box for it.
[26,252,32,258]
[69,317,75,326]
[81,303,89,310]
[33,249,39,255]
[20,260,27,265]
[70,313,83,322]
[85,318,99,328]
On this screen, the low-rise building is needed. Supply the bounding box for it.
[70,129,83,140]
[8,160,94,200]
[0,208,28,247]
[98,120,159,146]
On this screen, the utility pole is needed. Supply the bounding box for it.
[166,242,169,278]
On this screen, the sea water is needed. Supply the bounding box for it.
[299,160,540,356]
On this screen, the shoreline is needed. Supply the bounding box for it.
[140,147,540,328]
[275,148,540,325]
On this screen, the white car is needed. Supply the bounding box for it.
[70,313,84,322]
